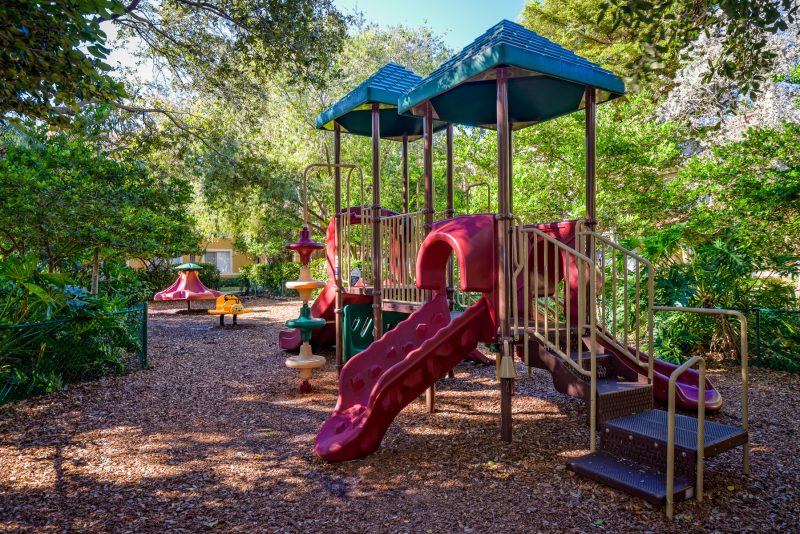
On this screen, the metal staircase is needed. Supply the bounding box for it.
[511,221,750,518]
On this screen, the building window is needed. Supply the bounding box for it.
[203,250,233,274]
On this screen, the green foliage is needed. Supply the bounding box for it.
[0,0,127,123]
[196,262,221,291]
[0,254,145,402]
[520,0,681,83]
[627,124,800,364]
[240,258,327,296]
[599,0,797,100]
[0,121,199,272]
[132,261,178,300]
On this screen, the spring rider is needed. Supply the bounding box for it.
[284,226,327,393]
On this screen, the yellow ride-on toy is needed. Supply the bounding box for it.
[208,295,253,326]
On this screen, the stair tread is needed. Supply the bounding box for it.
[567,451,693,505]
[595,378,651,395]
[604,409,747,455]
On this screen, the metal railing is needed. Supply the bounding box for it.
[578,229,655,383]
[665,355,706,520]
[653,306,750,475]
[512,224,598,451]
[380,210,426,304]
[0,304,148,404]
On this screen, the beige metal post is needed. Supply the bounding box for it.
[497,66,514,442]
[334,123,344,371]
[371,104,383,340]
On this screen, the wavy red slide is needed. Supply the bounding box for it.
[315,294,494,461]
[597,335,722,412]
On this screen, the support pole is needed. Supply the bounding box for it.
[402,134,409,213]
[90,247,100,295]
[334,123,344,372]
[585,87,597,230]
[423,102,436,412]
[496,67,514,443]
[446,124,454,297]
[423,103,434,233]
[371,104,383,340]
[584,87,597,331]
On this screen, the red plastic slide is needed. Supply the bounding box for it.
[314,294,495,461]
[596,335,722,412]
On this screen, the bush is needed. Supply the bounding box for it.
[0,254,144,403]
[135,260,178,298]
[196,262,221,290]
[239,259,328,297]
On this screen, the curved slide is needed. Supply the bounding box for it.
[316,214,498,461]
[314,294,495,461]
[595,335,722,412]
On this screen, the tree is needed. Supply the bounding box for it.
[136,23,452,259]
[600,0,799,101]
[0,117,199,272]
[1,0,349,125]
[659,19,800,144]
[0,0,126,123]
[520,0,681,83]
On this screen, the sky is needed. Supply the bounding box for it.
[104,0,526,79]
[334,0,526,50]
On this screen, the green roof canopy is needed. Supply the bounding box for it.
[174,263,203,271]
[315,62,445,141]
[398,20,625,129]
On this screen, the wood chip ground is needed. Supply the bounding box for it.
[1,298,798,532]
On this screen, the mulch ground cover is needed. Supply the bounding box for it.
[1,297,798,533]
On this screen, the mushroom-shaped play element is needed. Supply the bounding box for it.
[154,263,221,310]
[284,226,327,393]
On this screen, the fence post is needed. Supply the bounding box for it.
[754,309,761,365]
[141,301,149,369]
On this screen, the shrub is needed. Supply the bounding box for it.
[0,254,143,403]
[197,262,221,290]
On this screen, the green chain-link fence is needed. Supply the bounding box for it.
[748,308,800,372]
[0,303,148,404]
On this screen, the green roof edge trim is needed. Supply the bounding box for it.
[398,20,625,116]
[316,62,423,132]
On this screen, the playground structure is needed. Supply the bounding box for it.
[283,226,327,393]
[208,295,252,326]
[154,263,221,310]
[281,21,750,518]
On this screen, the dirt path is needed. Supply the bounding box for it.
[1,297,798,533]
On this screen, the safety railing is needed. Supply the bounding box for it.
[653,306,750,476]
[380,210,426,304]
[665,355,706,520]
[340,206,373,289]
[578,228,655,383]
[512,224,598,450]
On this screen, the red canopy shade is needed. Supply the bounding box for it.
[153,269,221,301]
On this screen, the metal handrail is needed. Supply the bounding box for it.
[301,163,362,226]
[380,210,426,304]
[653,306,750,476]
[513,225,598,451]
[578,229,655,383]
[665,355,706,520]
[465,182,491,214]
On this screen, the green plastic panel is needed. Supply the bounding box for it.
[342,304,409,362]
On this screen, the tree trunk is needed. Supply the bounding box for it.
[91,248,100,295]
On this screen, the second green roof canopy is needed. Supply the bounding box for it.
[398,20,625,129]
[315,62,446,141]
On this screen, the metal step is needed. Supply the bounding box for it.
[566,451,694,506]
[604,409,748,457]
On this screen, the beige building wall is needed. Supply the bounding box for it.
[128,238,261,278]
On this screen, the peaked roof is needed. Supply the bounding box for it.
[398,20,625,129]
[316,62,445,140]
